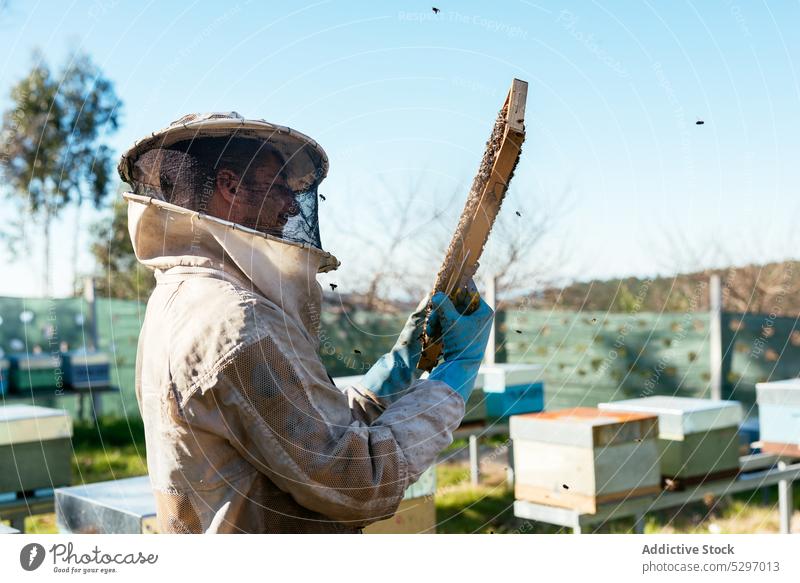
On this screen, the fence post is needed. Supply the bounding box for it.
[469,434,480,485]
[83,276,99,351]
[83,277,102,425]
[709,275,723,400]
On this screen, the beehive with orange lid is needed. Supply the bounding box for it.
[510,407,662,513]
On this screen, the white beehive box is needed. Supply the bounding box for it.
[0,405,73,493]
[0,405,73,445]
[598,396,742,439]
[756,379,800,456]
[480,364,544,392]
[598,396,743,481]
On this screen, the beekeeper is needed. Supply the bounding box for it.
[119,112,493,533]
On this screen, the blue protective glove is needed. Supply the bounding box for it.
[360,295,432,404]
[427,291,494,402]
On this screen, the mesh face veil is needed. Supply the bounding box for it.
[128,137,322,248]
[118,112,329,250]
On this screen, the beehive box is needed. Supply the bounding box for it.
[8,353,62,392]
[599,396,742,482]
[57,476,158,534]
[0,358,9,396]
[481,364,544,419]
[756,379,800,457]
[0,405,73,493]
[62,351,111,389]
[510,408,661,513]
[738,416,760,454]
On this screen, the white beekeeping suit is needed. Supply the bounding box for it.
[119,113,465,533]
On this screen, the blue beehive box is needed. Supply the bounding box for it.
[481,364,544,419]
[0,358,9,395]
[62,351,111,389]
[756,379,800,456]
[738,416,760,454]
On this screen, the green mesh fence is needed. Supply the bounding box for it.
[723,312,800,405]
[2,294,798,420]
[501,309,713,410]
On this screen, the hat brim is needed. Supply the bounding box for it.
[118,117,328,192]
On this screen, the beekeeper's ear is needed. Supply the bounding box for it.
[216,168,241,203]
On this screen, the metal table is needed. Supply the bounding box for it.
[514,452,800,534]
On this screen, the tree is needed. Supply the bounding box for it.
[0,50,121,295]
[89,195,155,300]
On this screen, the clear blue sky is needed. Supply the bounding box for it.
[1,1,799,297]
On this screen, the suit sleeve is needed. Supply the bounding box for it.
[184,337,464,526]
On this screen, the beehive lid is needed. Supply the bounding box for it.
[64,351,110,366]
[598,396,742,439]
[11,353,61,370]
[0,404,73,445]
[57,476,154,515]
[509,407,658,448]
[480,364,543,392]
[756,378,800,407]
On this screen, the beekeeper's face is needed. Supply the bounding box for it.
[214,152,300,234]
